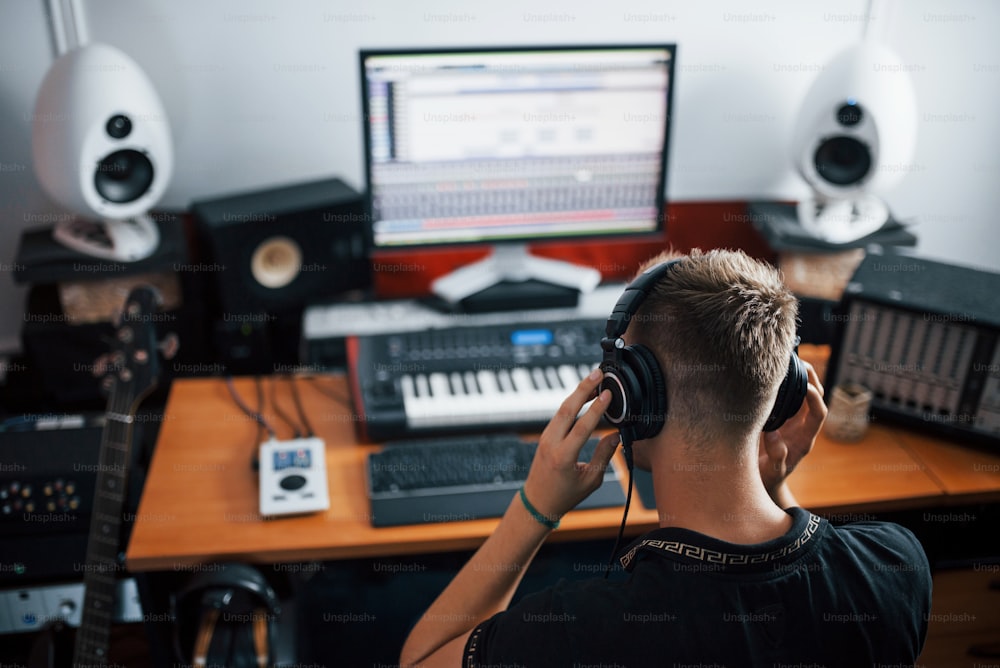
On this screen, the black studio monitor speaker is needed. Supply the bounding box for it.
[192,177,372,318]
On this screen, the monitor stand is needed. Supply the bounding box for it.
[52,213,160,262]
[429,244,602,313]
[795,194,889,245]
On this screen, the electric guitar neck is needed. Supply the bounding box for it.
[72,286,176,667]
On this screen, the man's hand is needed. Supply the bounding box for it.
[758,361,827,506]
[521,369,619,523]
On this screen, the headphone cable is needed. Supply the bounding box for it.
[604,435,634,579]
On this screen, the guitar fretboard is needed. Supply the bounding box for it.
[72,287,164,668]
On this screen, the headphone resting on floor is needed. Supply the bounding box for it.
[599,258,809,445]
[171,562,281,668]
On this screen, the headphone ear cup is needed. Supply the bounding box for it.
[600,356,642,428]
[620,344,667,440]
[764,351,809,432]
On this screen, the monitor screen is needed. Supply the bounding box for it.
[360,45,676,249]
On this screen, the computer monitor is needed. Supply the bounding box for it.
[359,44,676,306]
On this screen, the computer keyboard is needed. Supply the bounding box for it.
[366,433,625,527]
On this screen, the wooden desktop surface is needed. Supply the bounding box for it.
[125,346,1000,572]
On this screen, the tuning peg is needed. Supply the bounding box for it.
[158,333,180,360]
[90,353,112,378]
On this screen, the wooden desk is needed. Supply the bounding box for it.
[125,348,1000,572]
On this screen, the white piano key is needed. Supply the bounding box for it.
[400,374,416,401]
[545,366,562,389]
[415,374,430,398]
[559,365,580,389]
[476,370,500,396]
[497,369,515,393]
[463,371,479,394]
[511,368,535,392]
[449,372,465,395]
[429,373,452,398]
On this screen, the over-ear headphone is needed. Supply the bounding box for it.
[171,562,281,668]
[599,259,808,444]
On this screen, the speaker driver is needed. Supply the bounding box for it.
[813,136,871,186]
[94,149,155,203]
[250,236,303,289]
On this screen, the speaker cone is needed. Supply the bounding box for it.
[94,149,154,203]
[813,136,872,186]
[250,236,303,289]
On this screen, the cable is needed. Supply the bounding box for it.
[288,377,316,438]
[225,377,276,441]
[604,436,635,579]
[268,376,304,439]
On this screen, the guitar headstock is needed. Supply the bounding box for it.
[95,285,178,410]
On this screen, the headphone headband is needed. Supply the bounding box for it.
[604,258,683,340]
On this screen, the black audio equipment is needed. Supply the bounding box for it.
[827,249,1000,445]
[193,177,372,318]
[0,423,101,544]
[0,420,144,586]
[347,319,606,441]
[0,412,151,587]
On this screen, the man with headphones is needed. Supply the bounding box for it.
[400,249,931,667]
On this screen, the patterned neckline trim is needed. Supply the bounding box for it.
[619,513,823,571]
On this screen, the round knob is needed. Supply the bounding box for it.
[59,599,77,618]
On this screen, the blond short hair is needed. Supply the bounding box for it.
[629,248,799,446]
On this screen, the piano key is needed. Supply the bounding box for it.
[511,368,534,392]
[449,372,464,395]
[476,370,500,396]
[415,374,430,398]
[558,365,581,389]
[464,371,479,394]
[498,369,514,393]
[429,373,451,398]
[401,375,416,401]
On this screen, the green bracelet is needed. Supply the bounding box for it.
[519,486,560,530]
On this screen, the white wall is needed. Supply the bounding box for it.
[1,0,998,353]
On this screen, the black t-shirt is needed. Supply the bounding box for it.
[464,508,931,667]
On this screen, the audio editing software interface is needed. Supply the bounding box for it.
[362,47,672,247]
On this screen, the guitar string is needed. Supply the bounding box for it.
[79,357,130,658]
